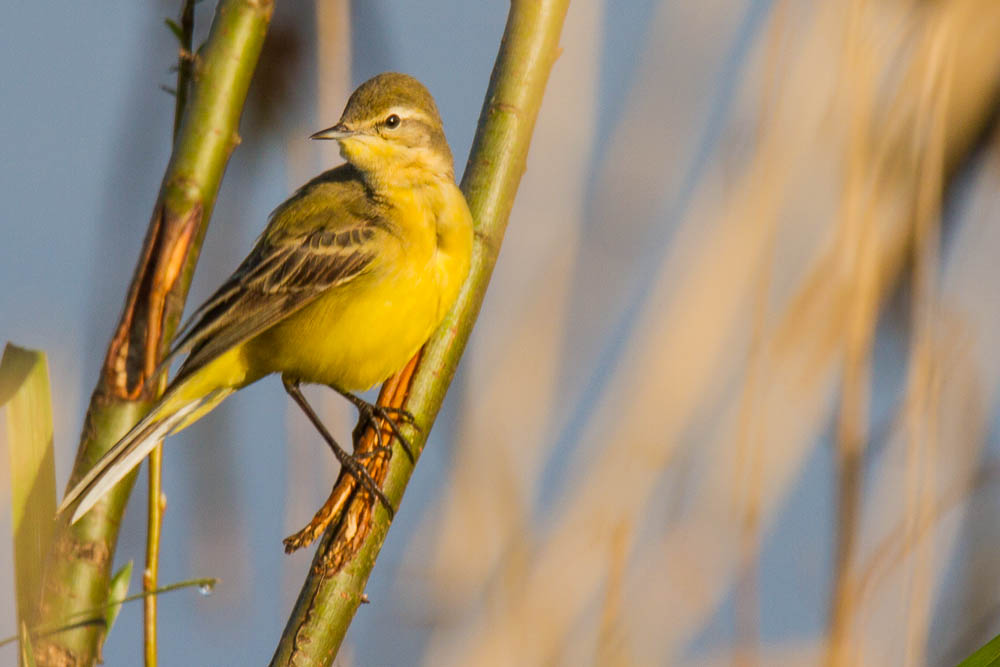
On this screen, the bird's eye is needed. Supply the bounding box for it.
[384,114,401,129]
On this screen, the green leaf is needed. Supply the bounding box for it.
[0,344,56,630]
[164,18,184,42]
[959,632,1000,667]
[105,561,134,635]
[20,622,37,667]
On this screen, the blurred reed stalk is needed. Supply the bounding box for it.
[827,2,999,663]
[275,0,352,616]
[33,2,273,664]
[826,0,879,662]
[899,14,952,664]
[733,4,791,663]
[269,0,571,663]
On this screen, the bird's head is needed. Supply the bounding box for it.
[311,72,455,185]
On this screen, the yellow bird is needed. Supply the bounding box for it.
[60,72,474,523]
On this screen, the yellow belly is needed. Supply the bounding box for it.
[244,254,446,391]
[235,178,472,393]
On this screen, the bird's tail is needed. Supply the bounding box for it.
[59,377,233,524]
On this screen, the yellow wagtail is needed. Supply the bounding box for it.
[60,72,474,524]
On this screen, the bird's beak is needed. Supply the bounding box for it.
[310,122,356,140]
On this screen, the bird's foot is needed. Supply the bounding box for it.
[337,391,417,463]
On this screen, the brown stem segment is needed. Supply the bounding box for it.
[34,2,273,665]
[271,0,571,664]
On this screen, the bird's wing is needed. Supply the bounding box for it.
[163,220,381,381]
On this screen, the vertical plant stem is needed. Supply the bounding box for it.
[34,2,273,665]
[270,0,571,664]
[144,442,164,667]
[144,5,196,664]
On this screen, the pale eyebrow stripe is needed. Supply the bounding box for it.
[382,105,435,125]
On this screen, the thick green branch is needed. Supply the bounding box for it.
[34,2,273,665]
[270,1,571,664]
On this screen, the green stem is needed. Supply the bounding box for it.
[270,1,571,664]
[34,2,273,665]
[144,4,197,666]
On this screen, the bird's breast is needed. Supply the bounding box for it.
[250,181,472,392]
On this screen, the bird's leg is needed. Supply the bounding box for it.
[332,387,417,463]
[282,376,395,518]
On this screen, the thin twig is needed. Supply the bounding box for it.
[0,578,218,651]
[144,5,195,665]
